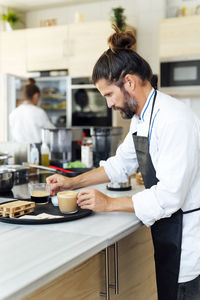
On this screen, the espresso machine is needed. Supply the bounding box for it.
[90,127,123,167]
[42,128,72,168]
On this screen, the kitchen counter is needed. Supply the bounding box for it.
[0,178,150,300]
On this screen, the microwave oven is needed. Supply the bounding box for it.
[160,58,200,96]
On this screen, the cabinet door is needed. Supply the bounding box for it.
[159,15,200,58]
[24,253,105,300]
[68,21,112,77]
[0,30,27,77]
[24,227,156,300]
[26,25,69,71]
[110,227,157,300]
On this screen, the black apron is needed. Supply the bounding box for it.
[133,90,200,300]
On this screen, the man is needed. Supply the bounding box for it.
[47,28,200,300]
[9,78,55,143]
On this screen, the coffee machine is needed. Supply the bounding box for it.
[90,127,123,167]
[42,128,72,168]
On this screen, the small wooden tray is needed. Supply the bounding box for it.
[0,200,35,218]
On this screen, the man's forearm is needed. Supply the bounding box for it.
[107,196,135,213]
[71,166,110,189]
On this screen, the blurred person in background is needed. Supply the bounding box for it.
[9,78,55,143]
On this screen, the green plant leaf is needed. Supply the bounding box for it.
[111,6,127,31]
[0,10,24,29]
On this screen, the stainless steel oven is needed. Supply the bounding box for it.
[67,77,112,128]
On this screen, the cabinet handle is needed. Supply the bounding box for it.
[100,247,110,300]
[109,243,119,295]
[100,243,119,299]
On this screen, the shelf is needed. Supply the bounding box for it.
[43,108,66,112]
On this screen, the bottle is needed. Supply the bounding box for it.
[81,137,93,168]
[30,144,39,165]
[41,141,50,167]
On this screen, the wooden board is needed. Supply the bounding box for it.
[0,200,35,218]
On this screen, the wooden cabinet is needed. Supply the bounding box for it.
[110,227,156,300]
[24,226,157,300]
[26,25,69,71]
[159,15,200,58]
[26,21,113,75]
[0,30,27,76]
[26,21,135,77]
[1,21,135,77]
[68,21,112,77]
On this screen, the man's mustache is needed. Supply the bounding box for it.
[113,106,121,111]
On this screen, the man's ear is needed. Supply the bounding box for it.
[123,74,136,91]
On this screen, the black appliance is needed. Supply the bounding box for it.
[71,77,112,127]
[160,59,200,87]
[90,127,123,167]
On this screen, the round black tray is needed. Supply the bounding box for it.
[0,200,92,225]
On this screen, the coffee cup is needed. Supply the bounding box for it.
[57,191,78,214]
[29,183,50,205]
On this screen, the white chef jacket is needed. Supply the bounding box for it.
[101,89,200,283]
[9,102,55,143]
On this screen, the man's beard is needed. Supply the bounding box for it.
[114,87,138,119]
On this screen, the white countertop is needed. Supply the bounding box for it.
[0,179,144,300]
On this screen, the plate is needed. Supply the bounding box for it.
[0,200,92,225]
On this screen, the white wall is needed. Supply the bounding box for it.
[25,0,166,74]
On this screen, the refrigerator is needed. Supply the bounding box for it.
[4,74,70,141]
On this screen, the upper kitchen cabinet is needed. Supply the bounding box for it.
[159,15,200,58]
[26,25,69,71]
[68,21,136,77]
[67,21,112,77]
[0,30,27,77]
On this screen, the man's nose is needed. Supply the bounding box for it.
[106,99,114,109]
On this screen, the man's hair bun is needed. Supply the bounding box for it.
[108,25,136,52]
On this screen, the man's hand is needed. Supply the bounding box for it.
[77,188,111,212]
[77,188,134,213]
[46,174,73,195]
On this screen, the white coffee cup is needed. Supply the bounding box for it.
[57,191,78,214]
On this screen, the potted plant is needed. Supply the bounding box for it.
[111,7,127,32]
[0,10,24,30]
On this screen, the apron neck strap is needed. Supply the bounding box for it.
[147,89,157,138]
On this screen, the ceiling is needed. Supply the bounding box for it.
[0,0,107,12]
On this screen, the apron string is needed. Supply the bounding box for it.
[182,207,200,214]
[148,89,157,138]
